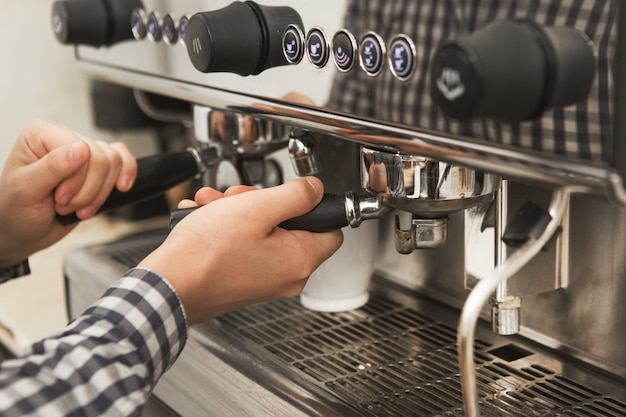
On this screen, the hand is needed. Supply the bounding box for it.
[139,177,344,324]
[0,120,138,268]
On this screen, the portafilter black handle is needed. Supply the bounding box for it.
[169,193,350,232]
[57,149,205,226]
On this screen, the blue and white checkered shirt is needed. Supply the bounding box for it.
[0,268,187,416]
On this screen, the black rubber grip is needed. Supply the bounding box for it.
[57,150,200,226]
[169,193,349,232]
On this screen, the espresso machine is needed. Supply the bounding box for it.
[54,0,626,416]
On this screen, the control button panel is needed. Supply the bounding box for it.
[359,32,385,76]
[332,30,357,72]
[132,7,187,46]
[306,28,329,68]
[128,6,424,81]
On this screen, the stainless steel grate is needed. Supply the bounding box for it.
[216,297,626,417]
[95,237,625,416]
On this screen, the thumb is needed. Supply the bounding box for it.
[30,140,90,196]
[249,177,324,228]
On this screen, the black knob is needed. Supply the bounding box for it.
[430,20,596,122]
[51,0,143,47]
[186,1,303,76]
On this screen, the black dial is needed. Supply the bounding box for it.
[52,0,143,47]
[430,20,596,122]
[186,1,303,76]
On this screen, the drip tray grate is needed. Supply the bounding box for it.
[213,296,626,416]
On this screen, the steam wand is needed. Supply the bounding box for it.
[457,188,570,417]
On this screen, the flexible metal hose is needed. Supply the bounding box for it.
[457,187,571,416]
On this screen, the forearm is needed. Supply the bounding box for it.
[0,268,187,416]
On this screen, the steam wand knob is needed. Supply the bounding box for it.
[430,19,596,122]
[51,0,142,47]
[186,1,303,75]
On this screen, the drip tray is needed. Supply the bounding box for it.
[64,230,626,416]
[197,287,626,416]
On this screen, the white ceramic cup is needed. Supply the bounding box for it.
[300,219,378,312]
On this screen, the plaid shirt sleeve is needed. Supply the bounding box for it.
[0,268,188,417]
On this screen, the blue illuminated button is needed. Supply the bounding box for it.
[178,16,189,46]
[130,8,147,40]
[283,25,304,64]
[147,11,162,42]
[332,30,357,72]
[388,35,416,80]
[162,14,178,45]
[306,28,329,68]
[359,32,385,76]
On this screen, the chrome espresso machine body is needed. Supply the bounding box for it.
[55,0,626,416]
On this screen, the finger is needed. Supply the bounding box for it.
[224,185,257,197]
[18,120,83,161]
[109,142,138,192]
[194,187,225,206]
[33,140,91,200]
[270,228,344,280]
[57,140,122,218]
[14,121,92,199]
[254,177,324,228]
[177,199,197,209]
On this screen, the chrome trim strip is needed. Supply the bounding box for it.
[77,59,622,200]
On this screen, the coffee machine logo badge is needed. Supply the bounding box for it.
[436,67,465,101]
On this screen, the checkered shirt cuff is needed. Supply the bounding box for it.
[0,259,30,284]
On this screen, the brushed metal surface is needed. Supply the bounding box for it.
[64,225,626,415]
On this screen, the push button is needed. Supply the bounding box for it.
[359,32,385,76]
[147,11,162,42]
[306,28,329,68]
[162,14,178,44]
[283,24,304,64]
[178,15,189,46]
[332,30,357,72]
[388,35,415,81]
[130,8,147,40]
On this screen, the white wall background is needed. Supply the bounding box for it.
[0,1,117,168]
[0,2,159,353]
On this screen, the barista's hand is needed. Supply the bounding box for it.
[176,184,257,209]
[139,177,344,324]
[0,120,137,268]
